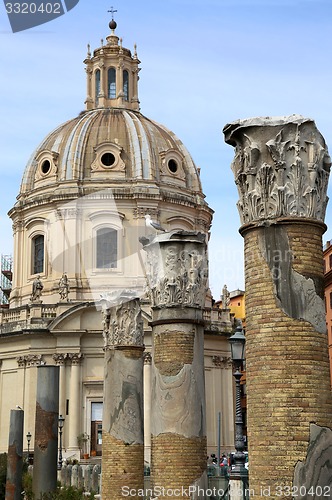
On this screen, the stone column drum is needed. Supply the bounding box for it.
[142,231,208,499]
[101,294,144,500]
[224,115,332,497]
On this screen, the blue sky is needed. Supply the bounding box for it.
[0,0,332,299]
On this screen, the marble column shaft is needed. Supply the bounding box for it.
[224,115,332,498]
[68,353,83,454]
[5,409,24,500]
[33,366,60,498]
[142,231,208,499]
[101,296,144,500]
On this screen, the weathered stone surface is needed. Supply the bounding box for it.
[224,114,331,225]
[5,409,24,500]
[142,231,208,497]
[294,424,332,498]
[101,298,144,499]
[225,116,332,499]
[258,224,326,333]
[33,366,59,498]
[142,231,208,309]
[104,349,143,444]
[101,293,143,349]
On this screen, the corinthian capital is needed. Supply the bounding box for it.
[141,231,208,309]
[223,115,331,225]
[101,294,143,349]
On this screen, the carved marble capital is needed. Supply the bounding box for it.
[212,355,232,368]
[52,353,68,365]
[16,354,44,367]
[142,232,208,309]
[224,115,331,225]
[101,295,143,349]
[68,353,84,365]
[143,352,152,365]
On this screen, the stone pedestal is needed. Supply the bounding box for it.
[224,115,332,498]
[142,231,208,499]
[101,293,144,500]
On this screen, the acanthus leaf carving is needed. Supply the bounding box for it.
[101,295,143,349]
[225,116,331,224]
[144,239,208,309]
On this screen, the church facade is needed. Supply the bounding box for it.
[0,19,235,462]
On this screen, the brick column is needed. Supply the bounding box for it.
[224,115,332,497]
[142,231,208,499]
[101,292,144,500]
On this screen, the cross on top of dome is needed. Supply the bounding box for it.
[108,6,117,31]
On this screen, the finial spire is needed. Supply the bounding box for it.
[108,6,118,31]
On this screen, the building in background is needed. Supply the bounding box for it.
[323,240,332,387]
[0,255,12,305]
[0,20,236,462]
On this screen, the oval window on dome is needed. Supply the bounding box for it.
[41,159,51,175]
[101,152,116,167]
[168,159,178,174]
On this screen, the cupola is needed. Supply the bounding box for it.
[84,17,140,111]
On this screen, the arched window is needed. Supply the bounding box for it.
[108,68,116,99]
[95,69,101,106]
[32,235,44,274]
[96,228,117,269]
[123,70,129,101]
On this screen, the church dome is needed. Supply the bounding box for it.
[8,19,212,308]
[18,107,204,202]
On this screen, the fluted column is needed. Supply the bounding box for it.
[67,353,83,455]
[224,115,332,497]
[101,292,144,500]
[141,231,208,499]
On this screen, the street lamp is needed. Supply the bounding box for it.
[26,431,32,465]
[229,324,248,482]
[58,414,65,470]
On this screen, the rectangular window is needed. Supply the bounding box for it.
[96,228,118,269]
[330,291,332,309]
[33,235,44,274]
[329,254,332,270]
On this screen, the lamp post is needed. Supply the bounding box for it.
[26,431,32,464]
[229,324,248,485]
[58,414,65,470]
